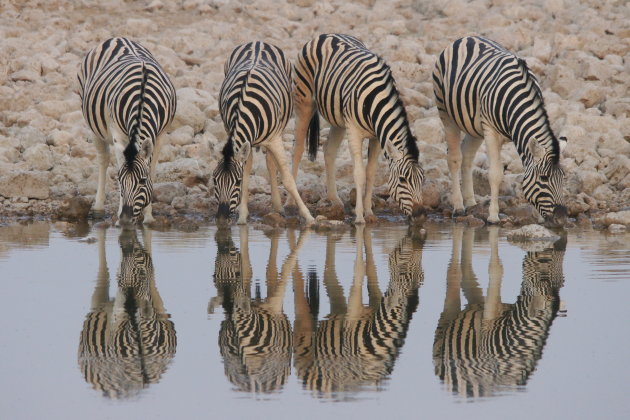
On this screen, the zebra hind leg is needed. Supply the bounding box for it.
[93,137,110,216]
[483,126,504,224]
[442,116,465,217]
[460,134,483,210]
[287,96,315,209]
[363,137,380,224]
[265,149,283,214]
[323,126,346,209]
[236,152,254,225]
[347,127,367,224]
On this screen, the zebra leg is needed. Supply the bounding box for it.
[265,150,283,213]
[484,127,504,224]
[142,136,162,225]
[483,226,503,320]
[461,134,483,209]
[266,137,315,225]
[442,117,465,216]
[363,137,380,224]
[323,126,346,208]
[288,97,314,208]
[93,137,110,214]
[347,128,367,224]
[236,152,253,225]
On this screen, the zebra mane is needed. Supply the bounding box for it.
[516,58,560,164]
[124,62,149,163]
[220,138,235,169]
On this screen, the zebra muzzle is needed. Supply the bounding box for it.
[118,205,136,228]
[546,205,567,228]
[409,204,426,225]
[217,203,231,222]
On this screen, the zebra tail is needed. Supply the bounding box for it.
[306,111,319,162]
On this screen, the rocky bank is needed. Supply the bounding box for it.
[0,0,628,229]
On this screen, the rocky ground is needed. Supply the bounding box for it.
[0,0,629,231]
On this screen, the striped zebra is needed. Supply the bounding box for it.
[213,41,314,225]
[78,228,177,398]
[433,36,567,226]
[293,226,424,396]
[291,34,425,224]
[208,226,309,393]
[433,226,565,398]
[78,37,177,226]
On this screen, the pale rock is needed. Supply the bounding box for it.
[574,83,607,108]
[507,224,561,242]
[413,117,443,145]
[168,125,194,146]
[591,185,614,202]
[0,171,50,199]
[170,101,206,134]
[608,224,627,233]
[23,144,54,171]
[600,211,630,227]
[125,18,155,37]
[154,182,187,204]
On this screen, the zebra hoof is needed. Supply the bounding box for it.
[452,208,466,218]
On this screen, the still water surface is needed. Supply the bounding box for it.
[0,221,629,419]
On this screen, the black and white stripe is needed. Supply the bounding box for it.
[293,228,423,395]
[78,229,177,398]
[292,34,425,224]
[78,37,176,226]
[433,227,565,398]
[433,36,566,226]
[213,41,314,225]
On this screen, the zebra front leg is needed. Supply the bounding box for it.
[266,137,315,225]
[461,134,483,209]
[347,128,367,224]
[265,149,282,213]
[236,152,254,225]
[363,137,380,224]
[324,126,346,208]
[93,137,110,215]
[143,136,163,225]
[484,126,504,224]
[442,116,465,216]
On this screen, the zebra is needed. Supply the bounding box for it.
[213,41,314,225]
[208,226,309,393]
[433,36,567,226]
[78,228,177,398]
[432,226,566,398]
[291,34,425,225]
[293,226,424,396]
[78,37,177,226]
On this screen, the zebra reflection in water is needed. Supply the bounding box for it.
[78,228,176,398]
[293,226,424,397]
[433,227,566,398]
[209,227,308,393]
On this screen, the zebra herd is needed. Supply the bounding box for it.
[78,33,568,228]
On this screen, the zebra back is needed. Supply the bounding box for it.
[296,33,419,162]
[219,41,293,151]
[78,37,176,161]
[78,229,176,398]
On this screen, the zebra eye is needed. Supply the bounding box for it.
[540,175,549,182]
[399,176,406,184]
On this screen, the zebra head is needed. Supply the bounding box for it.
[117,140,153,227]
[523,138,567,227]
[384,141,425,223]
[213,141,251,223]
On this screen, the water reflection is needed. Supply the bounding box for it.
[293,226,425,398]
[433,226,566,398]
[209,227,308,393]
[77,228,177,398]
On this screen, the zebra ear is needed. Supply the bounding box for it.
[234,142,251,164]
[139,139,154,159]
[384,141,404,161]
[558,136,567,154]
[528,138,545,161]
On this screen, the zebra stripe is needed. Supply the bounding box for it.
[433,227,565,398]
[78,37,176,226]
[293,227,423,396]
[78,229,176,399]
[213,41,314,225]
[433,36,566,226]
[292,34,425,224]
[209,227,307,393]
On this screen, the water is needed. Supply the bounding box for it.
[1,221,629,419]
